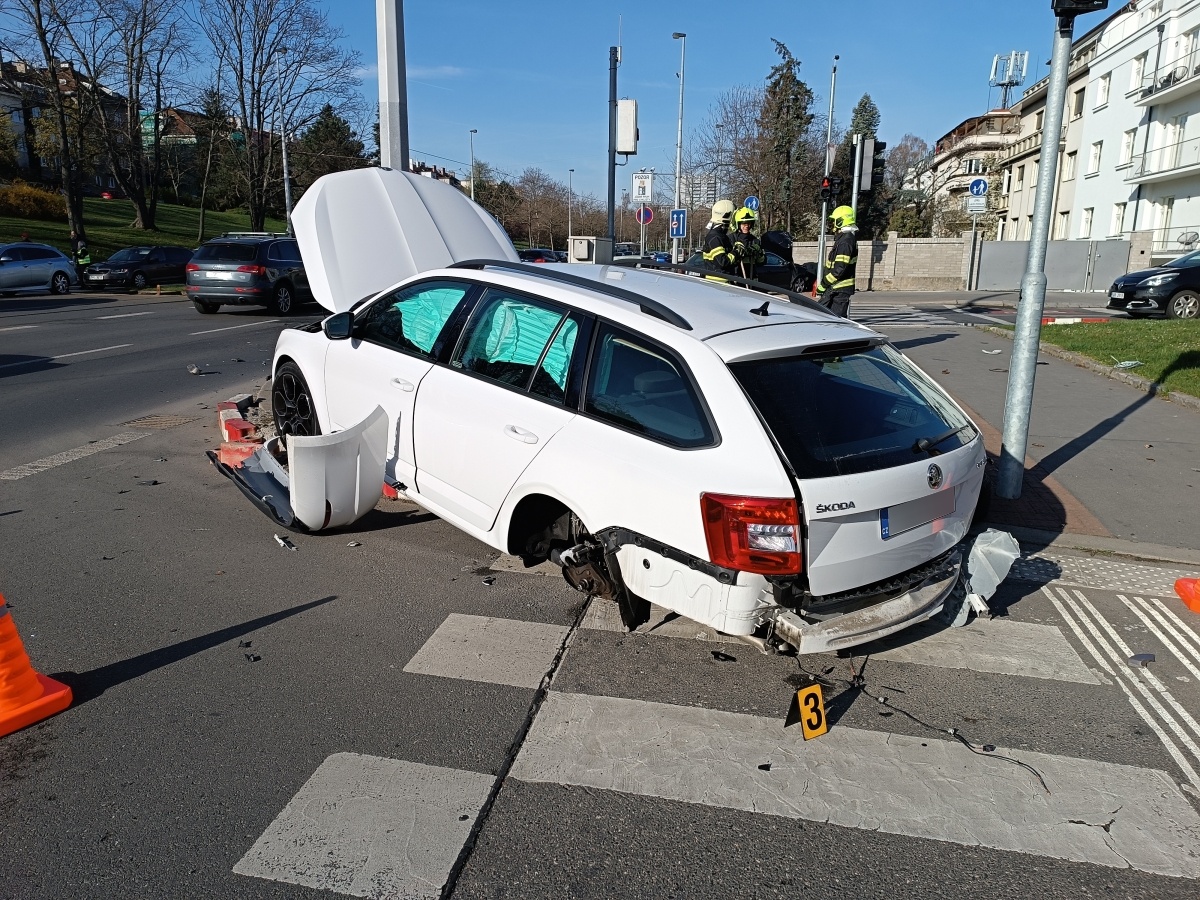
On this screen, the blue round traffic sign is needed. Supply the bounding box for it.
[635,205,654,225]
[969,179,988,197]
[744,195,760,211]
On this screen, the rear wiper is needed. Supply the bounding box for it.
[913,423,970,454]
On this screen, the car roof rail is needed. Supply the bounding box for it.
[449,259,693,331]
[610,258,832,316]
[217,231,289,239]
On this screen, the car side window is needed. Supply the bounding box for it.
[354,280,473,359]
[584,323,714,448]
[277,240,302,263]
[147,248,164,262]
[454,290,572,397]
[764,252,785,266]
[26,248,52,260]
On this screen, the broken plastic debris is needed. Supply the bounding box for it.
[155,457,167,462]
[1128,653,1155,668]
[1110,356,1143,369]
[757,762,772,772]
[244,652,261,662]
[187,364,202,375]
[137,480,160,486]
[982,349,1002,355]
[939,530,1019,627]
[982,744,996,753]
[238,640,252,648]
[347,541,362,547]
[273,533,298,551]
[711,650,737,662]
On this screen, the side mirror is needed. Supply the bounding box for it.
[322,311,353,340]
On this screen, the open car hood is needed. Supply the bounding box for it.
[293,167,519,313]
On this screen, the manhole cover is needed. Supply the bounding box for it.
[119,414,199,429]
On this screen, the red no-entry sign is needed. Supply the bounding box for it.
[635,205,654,225]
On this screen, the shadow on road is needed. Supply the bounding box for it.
[0,354,65,378]
[50,595,335,706]
[0,294,114,312]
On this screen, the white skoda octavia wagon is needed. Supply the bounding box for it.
[259,168,987,654]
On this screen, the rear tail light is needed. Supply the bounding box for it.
[701,493,802,575]
[185,262,199,272]
[237,264,267,276]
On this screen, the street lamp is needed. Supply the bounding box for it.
[468,129,477,201]
[672,32,686,263]
[277,46,294,233]
[568,168,574,244]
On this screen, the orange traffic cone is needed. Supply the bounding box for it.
[0,594,72,738]
[1177,579,1200,614]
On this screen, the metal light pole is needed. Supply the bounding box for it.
[376,0,410,170]
[277,46,294,233]
[997,7,1081,500]
[816,55,839,290]
[468,129,477,200]
[568,168,574,241]
[672,32,686,263]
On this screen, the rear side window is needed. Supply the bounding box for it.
[731,344,976,478]
[354,280,472,358]
[455,290,574,400]
[193,242,259,263]
[169,248,193,263]
[25,247,56,260]
[584,323,713,448]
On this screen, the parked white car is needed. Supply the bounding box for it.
[258,168,987,654]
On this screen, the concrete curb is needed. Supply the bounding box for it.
[979,325,1200,415]
[999,525,1200,568]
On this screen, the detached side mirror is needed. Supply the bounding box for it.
[322,311,353,340]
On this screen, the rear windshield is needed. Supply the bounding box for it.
[192,242,259,262]
[731,344,976,479]
[109,248,150,262]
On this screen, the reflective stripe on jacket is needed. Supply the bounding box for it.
[702,224,735,280]
[820,228,857,293]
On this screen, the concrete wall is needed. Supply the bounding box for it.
[794,232,971,291]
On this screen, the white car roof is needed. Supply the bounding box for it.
[293,167,518,313]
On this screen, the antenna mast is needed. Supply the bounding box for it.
[990,50,1029,108]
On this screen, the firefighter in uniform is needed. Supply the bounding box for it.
[817,205,858,318]
[730,206,766,281]
[70,230,91,283]
[701,199,736,281]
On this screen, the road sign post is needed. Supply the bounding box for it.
[670,208,687,244]
[635,205,653,256]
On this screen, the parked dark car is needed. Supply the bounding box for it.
[683,249,814,292]
[517,248,558,264]
[1107,251,1200,319]
[185,233,310,315]
[83,245,193,291]
[0,242,78,295]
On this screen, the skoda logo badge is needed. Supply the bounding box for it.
[927,464,943,490]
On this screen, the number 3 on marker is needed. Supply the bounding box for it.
[797,684,828,740]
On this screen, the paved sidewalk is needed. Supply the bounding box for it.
[868,289,1110,310]
[889,326,1200,566]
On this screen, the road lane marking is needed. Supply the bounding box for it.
[235,753,493,899]
[190,319,279,335]
[0,343,131,370]
[1120,594,1200,683]
[403,614,570,689]
[0,324,37,332]
[0,431,151,481]
[97,311,153,319]
[511,690,1200,878]
[1047,586,1200,790]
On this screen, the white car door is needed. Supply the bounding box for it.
[413,289,580,532]
[323,279,476,489]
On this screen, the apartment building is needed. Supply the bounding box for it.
[925,110,1020,235]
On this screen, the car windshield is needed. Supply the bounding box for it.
[192,242,259,262]
[1164,250,1200,269]
[108,248,150,262]
[730,344,976,479]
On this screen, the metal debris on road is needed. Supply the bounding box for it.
[187,364,202,375]
[274,533,298,551]
[1128,653,1156,668]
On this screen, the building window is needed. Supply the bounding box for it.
[1080,207,1094,239]
[1015,165,1025,191]
[1096,73,1111,107]
[1035,110,1045,131]
[1062,151,1077,181]
[1120,129,1137,165]
[1087,141,1103,175]
[1054,211,1071,239]
[1002,169,1012,194]
[964,158,985,175]
[1032,160,1039,187]
[1071,89,1085,119]
[1131,52,1147,93]
[1111,202,1126,236]
[1026,215,1033,239]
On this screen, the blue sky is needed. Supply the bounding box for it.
[326,1,1108,200]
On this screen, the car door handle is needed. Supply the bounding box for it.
[504,424,538,445]
[390,377,415,392]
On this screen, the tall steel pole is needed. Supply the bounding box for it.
[468,129,477,200]
[816,55,839,290]
[277,47,294,233]
[606,46,619,256]
[672,32,686,264]
[377,0,410,171]
[997,13,1075,500]
[568,168,574,239]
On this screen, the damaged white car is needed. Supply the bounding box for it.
[223,167,990,654]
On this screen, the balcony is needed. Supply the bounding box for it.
[1135,48,1200,106]
[998,127,1066,164]
[1126,134,1200,184]
[1148,226,1200,261]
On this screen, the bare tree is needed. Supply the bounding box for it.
[196,0,361,230]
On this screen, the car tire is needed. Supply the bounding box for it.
[131,272,147,291]
[192,299,220,314]
[49,271,71,295]
[272,361,321,438]
[269,283,295,315]
[1166,290,1199,320]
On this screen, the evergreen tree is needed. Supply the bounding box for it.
[759,40,814,233]
[293,104,367,193]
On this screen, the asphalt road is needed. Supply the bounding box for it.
[3,290,1199,899]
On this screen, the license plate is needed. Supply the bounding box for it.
[87,274,106,281]
[785,684,828,740]
[1110,291,1124,299]
[206,271,236,280]
[880,488,956,540]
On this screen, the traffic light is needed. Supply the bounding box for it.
[1051,1,1107,16]
[820,176,832,202]
[830,176,843,198]
[858,138,887,192]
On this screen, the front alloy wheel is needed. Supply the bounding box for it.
[1167,290,1199,320]
[131,272,147,291]
[272,362,321,437]
[50,272,70,295]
